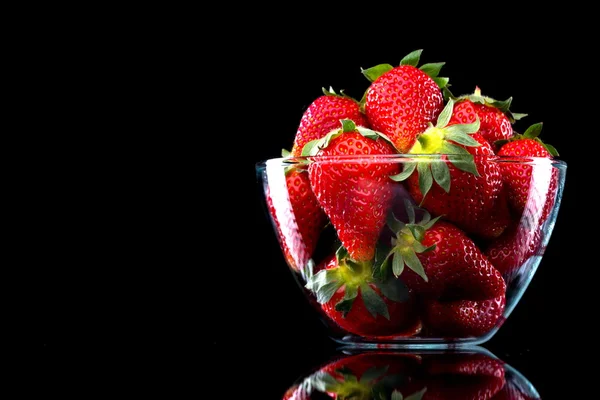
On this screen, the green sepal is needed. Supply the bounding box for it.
[310,372,340,392]
[392,250,405,278]
[356,126,382,140]
[360,366,389,384]
[436,99,454,129]
[335,285,358,317]
[444,118,480,137]
[281,148,291,158]
[392,391,404,400]
[417,162,433,199]
[400,49,422,67]
[511,112,528,121]
[402,248,428,282]
[405,388,427,400]
[432,77,449,89]
[360,283,389,320]
[390,162,417,182]
[430,160,451,193]
[373,242,392,281]
[419,62,445,78]
[544,143,559,156]
[301,127,343,156]
[305,269,343,304]
[522,122,543,139]
[444,130,481,147]
[362,64,394,82]
[447,153,479,176]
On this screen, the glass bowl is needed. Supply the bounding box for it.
[256,154,566,348]
[282,346,540,399]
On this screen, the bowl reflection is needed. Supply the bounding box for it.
[283,346,539,399]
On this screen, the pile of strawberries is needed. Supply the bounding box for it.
[283,351,535,399]
[265,50,560,339]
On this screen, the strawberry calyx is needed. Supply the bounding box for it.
[361,49,449,90]
[379,201,440,282]
[390,99,481,198]
[496,122,559,156]
[322,86,361,103]
[301,118,396,156]
[306,366,426,400]
[451,86,527,123]
[305,246,410,320]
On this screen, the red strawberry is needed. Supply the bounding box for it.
[484,222,543,277]
[422,352,506,400]
[362,49,446,152]
[497,122,559,226]
[306,249,421,338]
[492,377,540,399]
[291,87,369,157]
[386,214,506,301]
[448,86,527,150]
[423,294,506,337]
[266,164,327,271]
[304,119,400,262]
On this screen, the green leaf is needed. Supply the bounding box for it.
[360,283,389,319]
[322,86,338,96]
[301,139,321,157]
[392,390,404,400]
[373,242,392,281]
[336,245,349,261]
[494,139,509,149]
[390,162,416,181]
[301,128,344,156]
[405,388,427,400]
[447,153,479,176]
[362,64,394,82]
[488,96,512,112]
[444,118,480,136]
[431,161,451,193]
[405,199,416,224]
[386,211,405,233]
[310,372,340,392]
[356,126,381,140]
[335,285,358,317]
[402,249,428,282]
[444,130,481,147]
[305,269,343,304]
[392,250,404,277]
[281,149,291,157]
[436,98,454,128]
[419,62,445,78]
[360,366,389,384]
[407,225,425,241]
[440,142,471,155]
[511,112,528,121]
[400,49,422,67]
[544,143,559,156]
[377,274,409,302]
[433,77,449,89]
[341,119,357,133]
[422,215,442,230]
[417,162,433,198]
[523,122,543,139]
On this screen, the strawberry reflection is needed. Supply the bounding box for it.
[283,347,539,399]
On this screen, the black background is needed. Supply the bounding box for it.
[41,12,594,398]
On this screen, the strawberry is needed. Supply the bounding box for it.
[305,248,420,337]
[425,352,505,379]
[385,210,506,302]
[496,122,560,226]
[304,119,400,262]
[393,99,509,239]
[492,377,540,399]
[484,222,543,277]
[423,294,506,337]
[291,87,369,157]
[448,86,527,150]
[362,49,447,153]
[266,159,327,272]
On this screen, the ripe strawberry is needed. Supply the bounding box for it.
[497,122,559,226]
[423,352,506,400]
[304,119,400,262]
[493,377,540,400]
[291,87,369,157]
[423,294,506,337]
[484,222,543,277]
[266,162,327,272]
[391,99,509,239]
[386,212,506,301]
[448,86,527,150]
[306,249,420,337]
[362,49,447,152]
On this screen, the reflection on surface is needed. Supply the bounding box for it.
[282,346,538,399]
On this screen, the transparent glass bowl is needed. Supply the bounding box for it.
[282,346,540,399]
[257,155,566,348]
